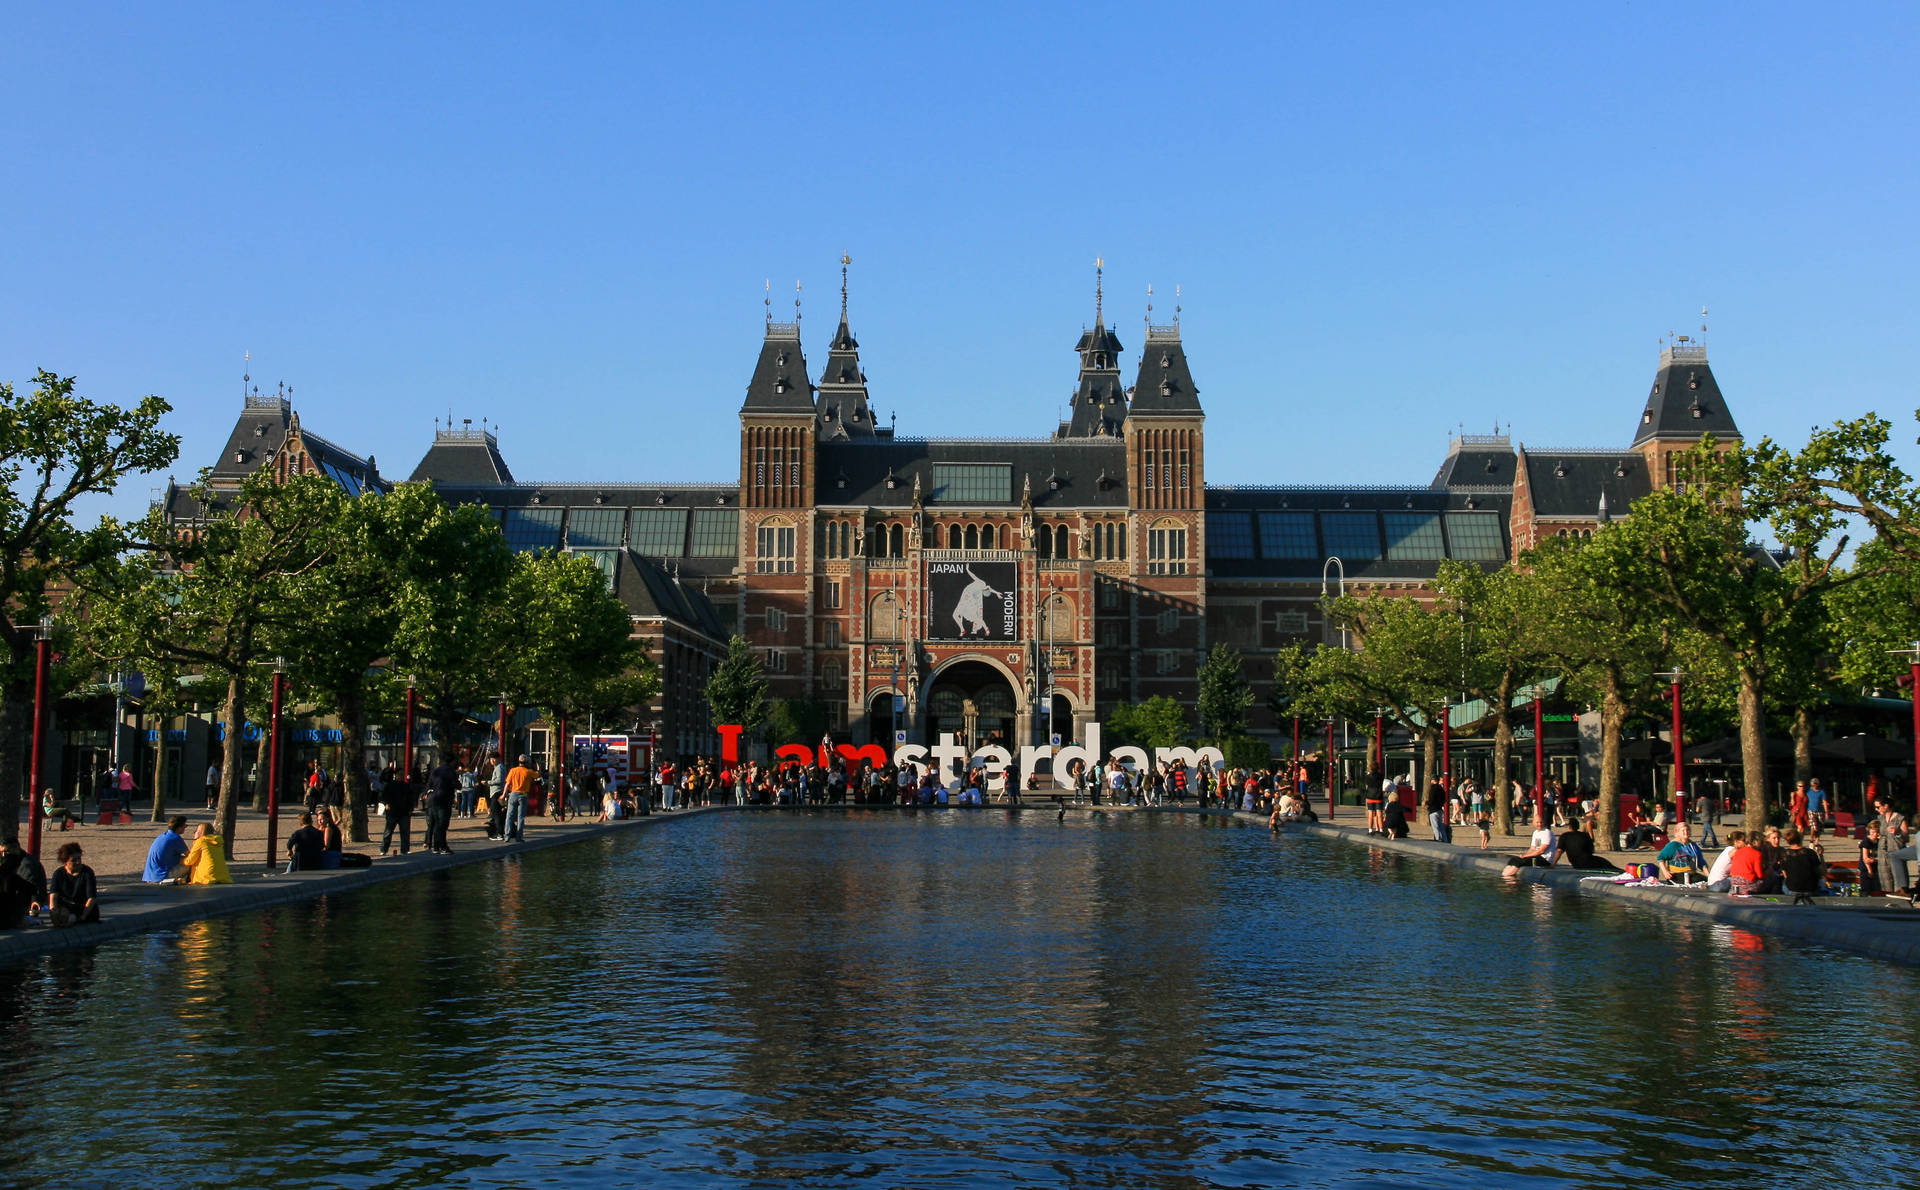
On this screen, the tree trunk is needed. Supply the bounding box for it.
[218,671,248,849]
[1596,672,1627,845]
[1792,706,1814,789]
[340,687,371,843]
[1738,665,1769,834]
[1492,711,1514,838]
[1420,725,1438,794]
[150,713,167,822]
[0,678,30,842]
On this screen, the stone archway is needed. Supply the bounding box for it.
[921,659,1021,751]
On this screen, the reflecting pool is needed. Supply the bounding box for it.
[2,811,1912,1188]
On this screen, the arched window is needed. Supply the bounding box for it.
[1056,524,1071,559]
[889,524,904,557]
[965,524,979,551]
[1038,524,1052,559]
[1146,518,1186,576]
[948,524,962,549]
[983,524,997,550]
[755,517,797,574]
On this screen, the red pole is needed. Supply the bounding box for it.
[27,634,49,860]
[1374,714,1384,774]
[1441,705,1451,792]
[403,685,417,778]
[1533,694,1546,822]
[556,709,568,819]
[498,700,509,765]
[1325,721,1336,820]
[266,669,285,864]
[1911,660,1919,821]
[1670,678,1686,825]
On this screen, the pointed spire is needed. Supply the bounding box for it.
[1174,284,1182,328]
[241,350,250,401]
[764,279,772,327]
[840,253,850,322]
[1145,283,1153,335]
[1597,490,1611,524]
[1094,256,1104,325]
[794,279,803,327]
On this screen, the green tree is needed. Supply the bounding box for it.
[1310,589,1458,793]
[83,470,345,848]
[1107,696,1190,751]
[1829,539,1920,690]
[1435,559,1548,836]
[387,502,516,770]
[767,698,827,751]
[706,635,770,745]
[1589,439,1861,833]
[1195,642,1253,742]
[0,370,177,836]
[508,550,658,761]
[1528,535,1672,842]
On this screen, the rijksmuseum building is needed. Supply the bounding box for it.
[184,274,1738,761]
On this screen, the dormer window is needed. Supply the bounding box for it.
[1690,403,1704,419]
[1614,463,1629,477]
[1643,409,1654,424]
[776,352,788,366]
[1688,373,1699,390]
[774,380,787,394]
[234,451,246,464]
[1554,464,1568,477]
[1160,353,1170,367]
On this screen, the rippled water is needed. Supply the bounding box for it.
[2,810,1913,1188]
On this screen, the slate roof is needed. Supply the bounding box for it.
[1127,327,1202,415]
[1632,343,1741,446]
[612,549,727,639]
[1517,447,1653,519]
[1430,436,1517,489]
[740,323,816,415]
[815,314,879,441]
[409,430,515,485]
[817,439,1130,509]
[1062,322,1128,437]
[210,397,293,482]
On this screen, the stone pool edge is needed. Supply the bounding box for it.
[0,805,739,965]
[1245,812,1920,969]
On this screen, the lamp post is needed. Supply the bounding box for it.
[265,656,286,865]
[403,677,417,777]
[27,615,51,860]
[1292,715,1301,790]
[1533,686,1547,823]
[1441,703,1451,794]
[1654,669,1687,825]
[1320,556,1347,652]
[497,693,511,766]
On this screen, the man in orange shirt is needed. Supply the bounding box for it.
[504,754,537,842]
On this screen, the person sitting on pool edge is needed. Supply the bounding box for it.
[1656,822,1708,885]
[1503,809,1558,873]
[181,822,232,885]
[1557,815,1619,872]
[1380,796,1410,839]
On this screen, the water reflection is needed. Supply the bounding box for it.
[0,814,1913,1189]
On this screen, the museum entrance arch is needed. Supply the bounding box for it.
[867,690,898,747]
[922,659,1018,750]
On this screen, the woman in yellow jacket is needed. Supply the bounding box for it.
[181,822,232,885]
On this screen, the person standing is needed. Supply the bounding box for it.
[1425,781,1451,844]
[115,765,136,814]
[143,816,191,883]
[381,765,416,856]
[1789,780,1811,834]
[504,754,536,842]
[425,757,457,854]
[203,762,220,810]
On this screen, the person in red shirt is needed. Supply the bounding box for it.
[1726,835,1765,895]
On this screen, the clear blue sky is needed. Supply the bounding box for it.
[5,3,1916,522]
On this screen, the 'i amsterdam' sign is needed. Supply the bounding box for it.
[716,722,1225,792]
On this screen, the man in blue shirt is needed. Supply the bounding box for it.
[143,815,190,883]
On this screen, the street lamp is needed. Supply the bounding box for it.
[1655,668,1686,824]
[497,692,512,765]
[403,675,418,777]
[1320,557,1347,652]
[27,615,52,860]
[1532,680,1547,824]
[266,656,287,865]
[1324,717,1337,820]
